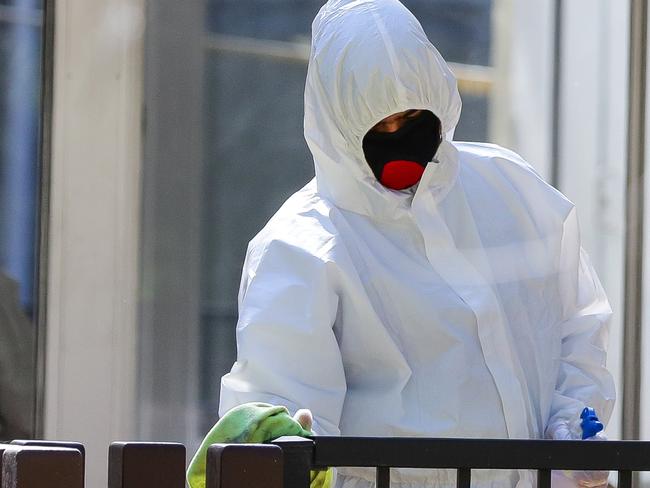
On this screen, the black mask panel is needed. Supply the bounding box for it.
[362,110,442,190]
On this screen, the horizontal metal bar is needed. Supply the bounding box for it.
[204,33,310,64]
[0,5,42,26]
[309,437,650,471]
[203,33,494,96]
[448,62,494,96]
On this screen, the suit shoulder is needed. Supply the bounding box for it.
[453,141,575,219]
[454,141,543,177]
[246,182,341,271]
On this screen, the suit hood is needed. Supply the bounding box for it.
[304,0,462,218]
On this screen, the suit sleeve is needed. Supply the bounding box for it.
[546,208,616,436]
[219,240,347,436]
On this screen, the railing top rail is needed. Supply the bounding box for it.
[272,436,650,471]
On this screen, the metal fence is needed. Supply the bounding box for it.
[0,437,649,488]
[269,436,650,488]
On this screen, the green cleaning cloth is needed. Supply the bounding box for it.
[187,402,333,488]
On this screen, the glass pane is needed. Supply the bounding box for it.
[142,0,629,452]
[205,0,490,140]
[199,0,492,436]
[206,0,319,41]
[206,0,491,64]
[200,52,314,432]
[0,0,43,440]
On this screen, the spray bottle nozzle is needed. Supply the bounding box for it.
[580,407,604,440]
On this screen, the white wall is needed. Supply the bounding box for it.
[557,0,628,441]
[642,0,650,447]
[493,0,629,440]
[137,0,204,452]
[490,0,555,180]
[45,1,144,486]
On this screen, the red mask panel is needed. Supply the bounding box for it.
[380,160,426,190]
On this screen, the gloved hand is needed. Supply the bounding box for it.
[293,408,314,431]
[548,411,609,488]
[187,403,333,488]
[293,409,335,488]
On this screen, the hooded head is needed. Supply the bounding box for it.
[304,0,462,218]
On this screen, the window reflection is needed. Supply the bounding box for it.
[0,0,43,439]
[142,0,630,450]
[199,0,493,435]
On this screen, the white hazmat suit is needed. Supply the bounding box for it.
[219,1,616,487]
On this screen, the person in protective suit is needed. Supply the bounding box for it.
[217,1,616,487]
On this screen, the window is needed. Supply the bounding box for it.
[140,0,631,451]
[200,0,493,436]
[0,0,46,440]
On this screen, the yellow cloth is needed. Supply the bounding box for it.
[187,402,332,488]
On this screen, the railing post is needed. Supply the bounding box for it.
[206,444,283,488]
[619,470,633,488]
[376,466,390,488]
[272,436,314,488]
[1,445,83,488]
[108,442,185,488]
[537,470,551,488]
[11,439,86,482]
[0,443,11,487]
[456,468,471,488]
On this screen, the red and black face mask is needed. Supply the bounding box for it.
[362,110,442,190]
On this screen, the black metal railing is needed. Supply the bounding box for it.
[267,436,650,488]
[204,436,650,488]
[1,437,649,488]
